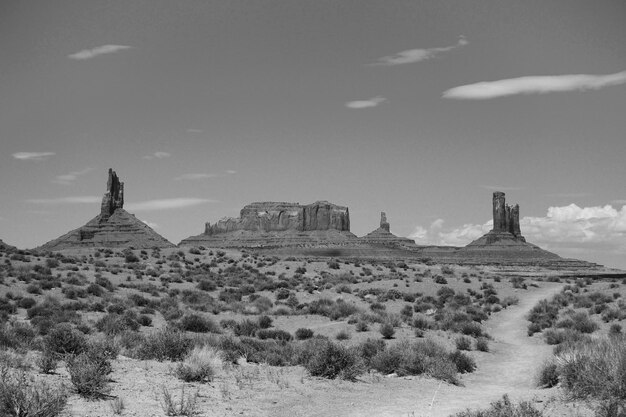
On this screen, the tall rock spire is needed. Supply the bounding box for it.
[492,192,507,232]
[380,212,390,232]
[100,168,124,218]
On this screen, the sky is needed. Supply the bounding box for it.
[1,0,625,269]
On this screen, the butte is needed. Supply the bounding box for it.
[37,169,175,251]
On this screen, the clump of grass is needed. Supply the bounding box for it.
[176,346,222,383]
[160,386,199,416]
[453,394,543,417]
[67,352,111,398]
[455,336,472,351]
[136,328,193,361]
[298,338,363,381]
[0,368,68,417]
[537,360,559,388]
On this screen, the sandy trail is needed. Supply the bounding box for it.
[273,282,564,417]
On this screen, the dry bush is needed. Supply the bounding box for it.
[160,386,199,416]
[453,394,543,417]
[0,368,68,417]
[176,346,222,383]
[556,334,626,415]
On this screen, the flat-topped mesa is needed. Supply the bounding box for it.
[380,212,390,232]
[491,192,523,238]
[204,201,350,235]
[100,169,124,218]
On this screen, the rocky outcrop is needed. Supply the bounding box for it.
[37,169,174,251]
[359,212,417,249]
[204,201,350,235]
[492,192,523,239]
[0,239,16,252]
[180,201,356,248]
[100,169,124,218]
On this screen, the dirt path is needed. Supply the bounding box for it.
[273,281,564,417]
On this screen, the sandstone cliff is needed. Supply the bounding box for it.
[360,212,417,249]
[37,169,174,251]
[180,201,356,248]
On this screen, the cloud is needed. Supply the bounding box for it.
[126,198,215,212]
[140,219,159,229]
[12,152,55,161]
[143,151,171,160]
[52,168,93,185]
[174,171,237,181]
[26,196,101,205]
[371,36,467,66]
[68,45,132,60]
[443,70,626,100]
[410,203,626,265]
[345,97,386,109]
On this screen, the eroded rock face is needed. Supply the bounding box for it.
[100,169,124,218]
[491,192,522,238]
[37,168,174,250]
[380,212,390,232]
[205,201,350,235]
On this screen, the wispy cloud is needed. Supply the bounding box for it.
[140,219,159,229]
[174,171,237,181]
[143,151,171,160]
[26,196,101,205]
[126,198,216,212]
[175,173,219,181]
[12,152,55,161]
[371,36,467,66]
[345,96,386,109]
[52,168,93,185]
[443,70,626,100]
[68,45,132,60]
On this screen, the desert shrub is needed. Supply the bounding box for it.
[455,336,472,351]
[96,312,140,335]
[67,353,111,398]
[354,338,386,367]
[37,348,59,374]
[380,322,395,339]
[179,314,219,334]
[17,297,36,309]
[0,369,68,417]
[257,329,293,342]
[196,279,216,292]
[369,339,459,382]
[434,276,448,284]
[218,336,294,366]
[449,350,476,373]
[234,319,260,337]
[610,323,622,335]
[527,299,561,335]
[335,330,351,341]
[136,328,193,361]
[160,386,199,417]
[295,328,314,340]
[138,314,153,326]
[257,315,273,329]
[557,334,626,415]
[176,346,222,383]
[45,323,87,356]
[300,338,362,380]
[537,360,559,388]
[453,394,543,417]
[476,338,489,352]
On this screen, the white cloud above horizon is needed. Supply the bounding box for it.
[175,171,237,181]
[142,151,171,160]
[12,152,56,161]
[26,196,101,205]
[126,198,215,211]
[371,36,468,66]
[52,168,93,185]
[443,71,626,100]
[68,45,132,60]
[409,203,626,266]
[345,96,386,109]
[140,219,159,229]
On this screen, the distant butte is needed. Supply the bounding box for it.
[37,169,174,251]
[179,201,358,247]
[359,212,418,249]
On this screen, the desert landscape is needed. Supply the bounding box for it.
[1,168,626,416]
[2,2,626,416]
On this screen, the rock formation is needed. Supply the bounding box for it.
[0,239,16,252]
[359,212,417,249]
[180,201,357,248]
[37,169,174,251]
[461,191,557,258]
